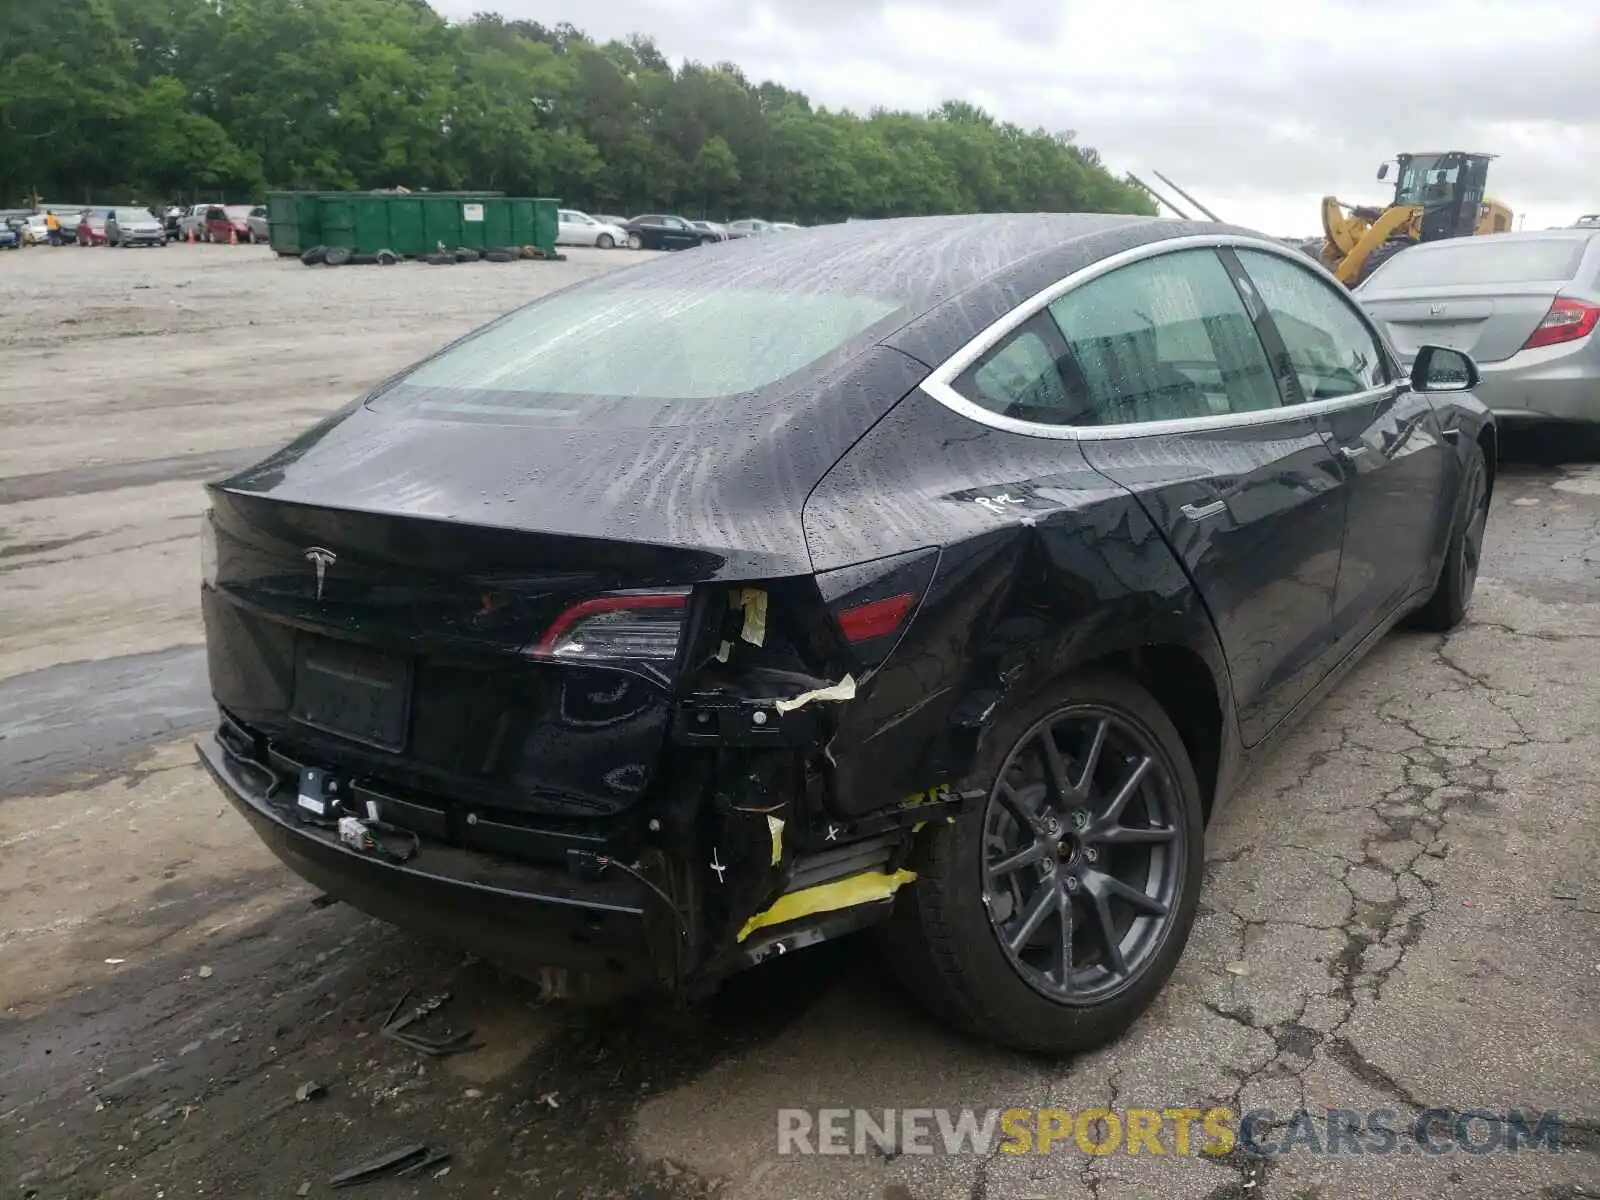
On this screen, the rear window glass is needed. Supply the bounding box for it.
[372,285,902,422]
[1363,238,1588,289]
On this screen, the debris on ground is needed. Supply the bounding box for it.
[379,989,481,1057]
[197,965,214,979]
[330,1143,449,1187]
[295,1082,326,1103]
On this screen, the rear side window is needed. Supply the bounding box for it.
[1363,238,1588,289]
[1235,249,1388,400]
[954,313,1074,422]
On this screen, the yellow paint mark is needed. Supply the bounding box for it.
[767,815,784,866]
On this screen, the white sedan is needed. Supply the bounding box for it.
[556,209,630,250]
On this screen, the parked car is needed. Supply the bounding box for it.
[591,213,629,231]
[0,223,19,251]
[246,206,270,244]
[177,206,209,241]
[772,222,802,232]
[76,211,109,245]
[106,206,167,247]
[724,218,778,239]
[19,214,52,245]
[196,214,1494,1053]
[201,204,254,243]
[1357,228,1600,429]
[622,214,719,250]
[556,209,629,249]
[690,220,728,241]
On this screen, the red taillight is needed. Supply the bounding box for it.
[532,591,688,661]
[1521,298,1600,351]
[836,593,916,643]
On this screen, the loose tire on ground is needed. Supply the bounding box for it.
[880,672,1205,1053]
[375,249,399,266]
[1409,442,1489,632]
[455,247,480,263]
[322,246,353,267]
[300,245,327,266]
[483,248,517,263]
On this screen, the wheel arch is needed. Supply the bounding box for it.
[1074,643,1225,824]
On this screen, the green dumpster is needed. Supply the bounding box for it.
[264,191,559,259]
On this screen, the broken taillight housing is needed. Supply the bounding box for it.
[530,590,690,661]
[817,548,940,669]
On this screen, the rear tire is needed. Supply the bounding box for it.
[1353,239,1409,286]
[881,673,1204,1053]
[1409,442,1489,632]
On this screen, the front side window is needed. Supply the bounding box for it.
[1236,249,1388,400]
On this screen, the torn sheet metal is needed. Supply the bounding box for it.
[772,673,856,714]
[738,588,768,646]
[737,868,916,942]
[767,815,785,866]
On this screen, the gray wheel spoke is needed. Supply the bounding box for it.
[1053,888,1075,988]
[1038,733,1073,808]
[1091,823,1177,846]
[996,781,1046,835]
[1087,868,1168,917]
[1085,883,1126,976]
[1074,717,1109,798]
[1099,754,1151,825]
[1008,883,1058,954]
[988,840,1051,880]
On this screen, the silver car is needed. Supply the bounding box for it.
[106,206,167,247]
[1357,230,1600,428]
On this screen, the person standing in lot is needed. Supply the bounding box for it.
[45,211,60,246]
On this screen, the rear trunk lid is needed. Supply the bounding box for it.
[203,346,927,818]
[1357,234,1594,364]
[1358,283,1563,364]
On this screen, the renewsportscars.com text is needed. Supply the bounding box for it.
[777,1107,1566,1158]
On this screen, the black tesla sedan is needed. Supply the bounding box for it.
[198,214,1493,1052]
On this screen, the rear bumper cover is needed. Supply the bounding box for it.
[1475,343,1600,424]
[197,732,658,981]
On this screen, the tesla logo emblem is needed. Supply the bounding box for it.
[1430,304,1447,316]
[304,547,337,599]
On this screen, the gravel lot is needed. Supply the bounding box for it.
[1,242,1597,1200]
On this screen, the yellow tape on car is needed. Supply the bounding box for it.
[737,868,917,942]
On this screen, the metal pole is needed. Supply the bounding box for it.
[1127,173,1193,220]
[1152,171,1223,222]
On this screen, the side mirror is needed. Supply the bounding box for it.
[1410,344,1479,392]
[1376,162,1389,181]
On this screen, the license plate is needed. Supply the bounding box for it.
[291,637,413,751]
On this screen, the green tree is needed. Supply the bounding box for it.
[0,0,1158,223]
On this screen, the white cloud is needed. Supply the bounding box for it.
[433,0,1600,234]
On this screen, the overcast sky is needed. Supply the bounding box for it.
[434,0,1599,234]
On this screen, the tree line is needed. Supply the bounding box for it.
[1,0,1157,222]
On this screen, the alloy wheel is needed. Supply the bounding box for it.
[981,706,1186,1005]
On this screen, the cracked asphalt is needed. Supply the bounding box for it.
[1,245,1597,1200]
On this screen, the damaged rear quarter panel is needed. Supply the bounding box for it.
[802,389,1235,818]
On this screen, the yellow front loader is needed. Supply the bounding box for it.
[1320,151,1513,286]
